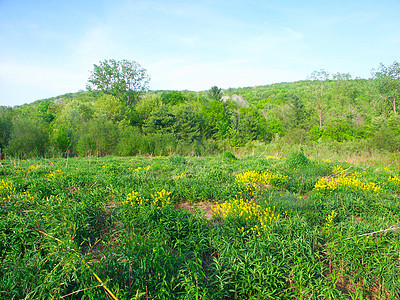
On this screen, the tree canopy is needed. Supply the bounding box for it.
[372,61,400,114]
[2,60,400,157]
[87,59,150,104]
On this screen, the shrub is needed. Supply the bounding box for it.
[286,151,310,168]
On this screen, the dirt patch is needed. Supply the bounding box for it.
[176,201,217,220]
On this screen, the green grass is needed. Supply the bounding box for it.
[1,154,399,299]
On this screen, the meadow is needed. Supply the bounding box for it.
[1,152,399,299]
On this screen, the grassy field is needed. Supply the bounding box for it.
[1,152,399,299]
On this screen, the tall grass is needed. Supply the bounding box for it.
[1,154,399,299]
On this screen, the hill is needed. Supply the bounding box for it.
[0,74,399,160]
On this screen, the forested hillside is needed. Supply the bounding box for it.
[1,60,399,158]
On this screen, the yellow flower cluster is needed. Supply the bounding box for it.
[123,189,171,208]
[332,165,344,174]
[388,175,400,184]
[0,180,15,196]
[212,197,280,236]
[175,172,186,179]
[324,211,337,229]
[19,191,34,202]
[150,189,172,207]
[129,165,151,173]
[314,168,381,193]
[2,189,33,204]
[44,169,63,180]
[124,191,145,206]
[28,165,41,171]
[235,170,289,192]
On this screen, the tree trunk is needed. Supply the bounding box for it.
[318,109,322,129]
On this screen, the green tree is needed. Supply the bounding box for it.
[236,106,260,143]
[288,94,306,127]
[0,107,13,155]
[52,126,70,153]
[77,117,119,156]
[307,70,330,128]
[37,100,55,124]
[142,106,176,134]
[87,59,150,104]
[160,91,186,105]
[94,94,126,123]
[5,117,49,157]
[116,125,146,156]
[202,100,229,138]
[173,105,203,142]
[50,101,94,155]
[208,86,222,102]
[372,61,400,114]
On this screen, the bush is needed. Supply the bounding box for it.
[286,151,310,168]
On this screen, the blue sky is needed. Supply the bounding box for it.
[0,0,399,106]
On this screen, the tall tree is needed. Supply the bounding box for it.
[173,105,203,142]
[288,94,306,127]
[5,117,49,158]
[307,70,330,128]
[372,61,400,115]
[142,106,176,134]
[160,91,186,105]
[208,86,222,102]
[0,107,13,155]
[87,59,150,104]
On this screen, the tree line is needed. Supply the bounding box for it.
[0,59,399,158]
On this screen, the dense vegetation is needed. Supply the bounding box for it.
[1,154,399,299]
[1,60,400,159]
[1,60,400,299]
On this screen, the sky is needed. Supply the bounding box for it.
[0,0,399,107]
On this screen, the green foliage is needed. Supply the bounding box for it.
[286,151,310,168]
[0,107,13,152]
[221,151,237,160]
[237,106,260,143]
[2,155,399,299]
[77,117,119,156]
[5,60,400,158]
[321,119,355,142]
[208,86,222,102]
[52,126,70,153]
[5,117,49,158]
[309,125,323,141]
[160,90,187,105]
[94,94,126,122]
[142,106,176,135]
[37,100,55,123]
[169,154,187,165]
[116,126,145,156]
[174,105,203,142]
[87,59,150,104]
[288,94,307,127]
[372,60,400,114]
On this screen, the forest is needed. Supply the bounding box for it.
[1,59,399,159]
